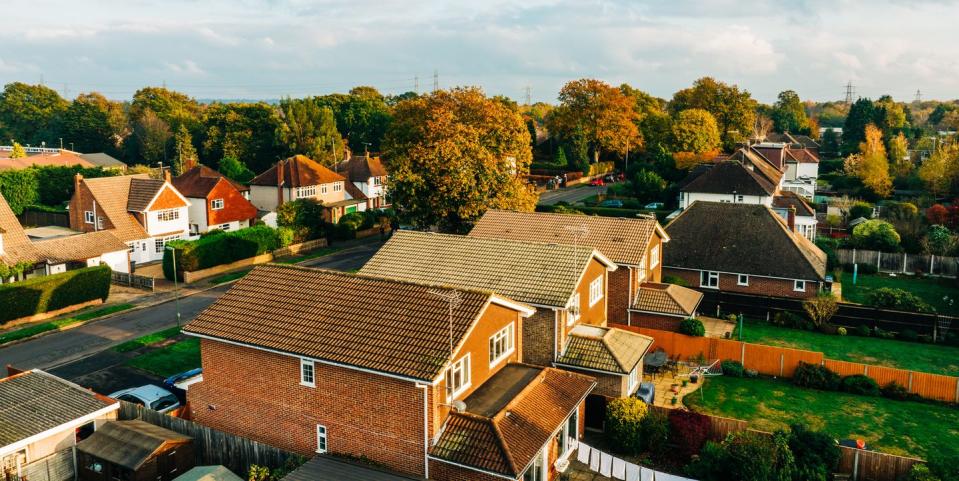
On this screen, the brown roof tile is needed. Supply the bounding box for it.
[785,147,820,164]
[82,175,151,242]
[34,231,129,264]
[336,154,388,182]
[0,151,95,170]
[469,210,661,266]
[126,178,166,212]
[772,191,816,217]
[183,264,524,381]
[173,165,249,198]
[555,325,653,374]
[250,155,345,187]
[0,192,42,266]
[631,282,703,317]
[679,161,778,197]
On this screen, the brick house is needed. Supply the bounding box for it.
[184,264,594,481]
[249,155,366,223]
[172,165,257,235]
[336,153,389,209]
[69,172,191,265]
[663,201,828,299]
[469,210,703,327]
[360,230,652,430]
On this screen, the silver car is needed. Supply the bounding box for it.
[109,385,181,413]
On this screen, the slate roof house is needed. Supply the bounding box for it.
[69,172,191,265]
[663,202,828,299]
[173,165,257,235]
[336,153,389,209]
[249,155,366,223]
[469,210,703,327]
[0,369,120,481]
[184,264,593,481]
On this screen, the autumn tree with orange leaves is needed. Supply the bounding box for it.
[844,124,892,197]
[546,79,642,164]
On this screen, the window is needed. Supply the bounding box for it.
[650,245,660,269]
[523,448,546,481]
[297,186,317,198]
[794,280,806,292]
[557,408,577,460]
[84,211,94,224]
[316,425,327,453]
[300,359,315,387]
[628,366,639,393]
[151,394,179,411]
[373,176,382,186]
[76,422,95,442]
[445,354,471,400]
[333,182,343,192]
[736,195,744,203]
[638,255,647,282]
[589,276,604,307]
[567,292,581,325]
[489,323,515,367]
[211,198,224,210]
[155,235,181,253]
[737,274,749,286]
[156,209,179,222]
[320,184,328,194]
[700,271,719,288]
[219,223,231,231]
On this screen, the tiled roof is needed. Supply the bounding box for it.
[785,147,820,164]
[772,191,816,217]
[343,180,368,201]
[555,325,653,374]
[77,420,191,470]
[0,151,95,170]
[78,152,126,169]
[34,230,130,264]
[82,175,151,242]
[336,154,388,182]
[126,177,166,212]
[731,147,783,187]
[0,192,42,266]
[250,155,345,187]
[469,210,661,266]
[0,370,117,447]
[173,165,249,198]
[360,231,615,307]
[679,161,777,196]
[430,365,594,477]
[283,456,421,481]
[184,264,523,381]
[631,282,703,317]
[766,132,820,150]
[664,202,827,281]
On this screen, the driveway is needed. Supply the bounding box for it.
[538,185,606,205]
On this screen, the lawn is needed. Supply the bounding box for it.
[274,246,344,264]
[113,326,182,353]
[126,337,201,378]
[735,321,959,376]
[841,272,959,316]
[207,269,252,285]
[0,303,134,346]
[684,376,959,460]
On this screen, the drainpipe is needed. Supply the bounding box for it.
[416,383,430,479]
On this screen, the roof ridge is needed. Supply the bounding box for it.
[395,230,596,256]
[488,209,656,225]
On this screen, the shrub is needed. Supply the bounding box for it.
[841,375,880,396]
[639,408,670,458]
[668,409,711,461]
[687,431,796,481]
[803,294,838,328]
[904,464,942,481]
[786,424,841,481]
[855,324,872,337]
[605,397,648,455]
[721,360,744,378]
[880,381,919,401]
[837,327,847,336]
[163,225,287,281]
[898,329,919,342]
[793,362,840,391]
[679,318,706,337]
[851,219,901,251]
[663,275,688,287]
[0,265,111,325]
[848,201,873,220]
[772,311,811,330]
[276,198,327,242]
[866,287,933,313]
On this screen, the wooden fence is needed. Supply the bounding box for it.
[17,209,69,228]
[111,271,155,290]
[118,401,300,476]
[615,324,959,403]
[837,248,958,278]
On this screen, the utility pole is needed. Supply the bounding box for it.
[414,75,419,94]
[524,85,531,106]
[915,89,922,103]
[843,81,855,104]
[433,70,439,92]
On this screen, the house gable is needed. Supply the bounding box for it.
[145,184,190,211]
[206,178,257,226]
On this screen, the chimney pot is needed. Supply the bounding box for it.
[787,206,796,232]
[276,159,285,207]
[163,168,171,183]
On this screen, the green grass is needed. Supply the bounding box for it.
[684,376,959,460]
[841,272,959,316]
[207,269,252,285]
[113,326,182,353]
[126,337,200,378]
[274,246,344,264]
[0,303,134,345]
[735,321,959,376]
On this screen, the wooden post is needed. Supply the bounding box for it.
[779,354,784,377]
[853,248,857,264]
[740,343,745,365]
[864,365,869,376]
[877,251,881,271]
[954,378,959,404]
[902,253,907,274]
[908,372,913,392]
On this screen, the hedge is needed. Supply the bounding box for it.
[0,165,118,214]
[0,264,111,325]
[163,225,290,281]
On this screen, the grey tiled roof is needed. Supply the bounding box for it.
[631,282,702,317]
[555,325,653,374]
[283,456,420,481]
[126,178,166,212]
[0,370,116,447]
[361,230,615,307]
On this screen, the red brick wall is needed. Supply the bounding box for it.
[149,185,188,210]
[523,309,557,367]
[607,268,630,324]
[626,312,683,331]
[69,182,116,233]
[207,179,257,226]
[663,268,820,299]
[563,367,625,398]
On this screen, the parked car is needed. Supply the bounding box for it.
[644,202,664,209]
[109,385,181,413]
[634,382,655,405]
[599,199,624,208]
[163,368,203,403]
[589,178,605,186]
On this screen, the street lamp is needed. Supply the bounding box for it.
[164,244,182,328]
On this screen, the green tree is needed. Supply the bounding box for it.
[672,109,721,154]
[9,142,26,158]
[687,431,796,481]
[315,86,392,152]
[554,145,568,167]
[771,90,810,134]
[851,219,901,251]
[875,95,907,135]
[0,82,68,146]
[786,424,841,481]
[61,92,126,154]
[276,198,327,242]
[842,98,877,155]
[173,125,198,175]
[202,102,283,174]
[820,128,840,156]
[605,397,648,455]
[888,132,911,177]
[632,169,666,202]
[620,84,671,153]
[132,109,171,166]
[130,86,202,133]
[217,156,254,183]
[923,225,957,256]
[277,97,346,165]
[546,78,641,163]
[383,87,537,232]
[670,77,756,150]
[918,143,959,197]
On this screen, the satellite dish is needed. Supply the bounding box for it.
[452,400,467,411]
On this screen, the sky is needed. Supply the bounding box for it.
[1,0,958,104]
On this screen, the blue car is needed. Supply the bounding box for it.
[163,368,203,403]
[599,199,624,208]
[634,382,655,405]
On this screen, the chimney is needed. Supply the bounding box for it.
[163,168,171,183]
[74,173,83,194]
[787,206,796,232]
[276,159,285,208]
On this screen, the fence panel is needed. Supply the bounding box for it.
[879,252,903,272]
[780,348,824,377]
[846,447,922,481]
[711,338,744,364]
[743,343,786,376]
[866,365,911,389]
[20,449,74,481]
[837,248,958,278]
[911,372,959,402]
[823,359,867,377]
[111,271,155,290]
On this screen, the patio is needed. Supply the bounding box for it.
[647,366,703,409]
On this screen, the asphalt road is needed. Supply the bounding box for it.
[538,185,606,205]
[0,241,383,372]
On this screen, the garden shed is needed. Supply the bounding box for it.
[76,420,194,481]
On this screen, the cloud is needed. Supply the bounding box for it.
[164,60,206,75]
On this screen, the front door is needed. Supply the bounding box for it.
[584,394,606,432]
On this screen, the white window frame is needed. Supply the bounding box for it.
[700,271,719,289]
[154,234,181,253]
[333,182,343,192]
[488,323,515,368]
[628,365,639,393]
[210,198,224,210]
[84,211,94,224]
[156,209,179,222]
[315,425,327,453]
[736,195,744,203]
[373,177,382,186]
[300,359,315,388]
[446,354,471,401]
[638,255,647,282]
[650,245,660,269]
[589,276,604,307]
[297,186,317,198]
[567,292,581,326]
[737,274,749,286]
[320,184,328,195]
[794,280,806,292]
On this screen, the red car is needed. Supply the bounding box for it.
[589,178,605,186]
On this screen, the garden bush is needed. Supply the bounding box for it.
[275,198,327,242]
[903,464,942,481]
[639,408,670,458]
[605,397,648,455]
[668,409,711,461]
[840,375,880,396]
[793,362,840,391]
[848,201,874,220]
[686,431,795,481]
[785,424,840,481]
[662,275,688,287]
[851,219,901,251]
[866,287,933,313]
[163,225,289,281]
[721,360,744,378]
[880,381,920,402]
[0,265,111,325]
[898,329,919,342]
[772,311,811,330]
[837,327,847,336]
[679,318,706,337]
[855,324,872,337]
